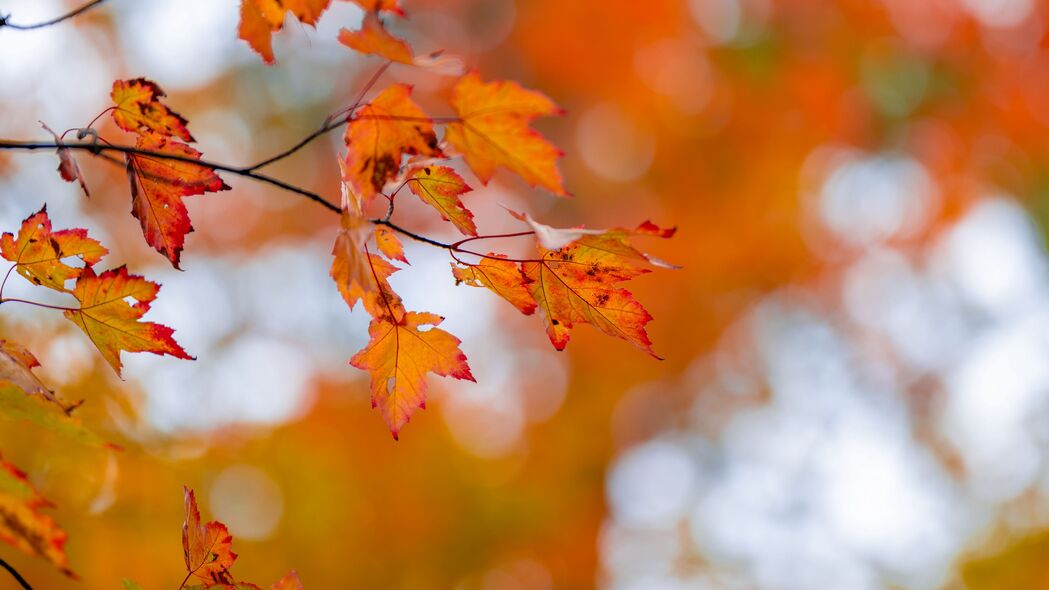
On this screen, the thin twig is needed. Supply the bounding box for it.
[243,61,392,172]
[0,297,78,312]
[0,140,340,213]
[0,140,539,262]
[0,557,33,590]
[0,0,107,30]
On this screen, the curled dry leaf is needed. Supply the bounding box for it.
[517,220,677,357]
[40,123,90,197]
[506,208,604,250]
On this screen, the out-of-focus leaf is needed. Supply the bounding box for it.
[339,13,413,64]
[0,454,73,576]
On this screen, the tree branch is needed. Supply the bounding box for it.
[243,62,393,172]
[0,140,340,213]
[0,557,34,590]
[0,139,539,262]
[0,0,107,30]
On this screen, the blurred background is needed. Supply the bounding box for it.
[2,0,1049,588]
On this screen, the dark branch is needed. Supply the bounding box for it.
[0,558,34,590]
[0,0,107,30]
[0,140,340,213]
[0,139,536,262]
[243,61,393,172]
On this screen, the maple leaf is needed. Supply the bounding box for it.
[406,165,476,236]
[238,0,332,64]
[330,185,402,313]
[0,339,82,414]
[182,486,237,587]
[452,255,536,315]
[374,225,408,264]
[63,266,193,376]
[444,71,567,196]
[111,79,194,142]
[41,123,89,197]
[348,0,405,15]
[338,12,413,64]
[125,133,230,268]
[0,454,73,577]
[517,219,677,358]
[271,571,304,590]
[343,84,442,201]
[350,311,474,438]
[0,384,107,447]
[0,206,107,292]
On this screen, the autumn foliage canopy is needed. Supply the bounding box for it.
[0,0,675,585]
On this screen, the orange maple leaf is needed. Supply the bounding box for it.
[182,486,237,587]
[330,174,403,314]
[0,206,107,292]
[444,71,567,195]
[125,133,230,268]
[517,219,677,358]
[271,571,304,589]
[374,225,408,264]
[111,79,194,142]
[338,12,413,64]
[350,310,474,438]
[0,454,73,577]
[343,84,442,201]
[63,266,193,376]
[348,0,405,15]
[238,0,332,64]
[406,165,476,236]
[452,255,536,315]
[0,339,82,414]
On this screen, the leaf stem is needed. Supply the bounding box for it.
[0,264,16,301]
[370,220,544,263]
[0,0,108,30]
[0,297,78,312]
[0,557,34,590]
[450,231,534,249]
